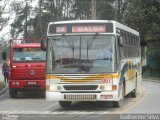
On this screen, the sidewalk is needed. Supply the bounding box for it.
[0,63,8,95]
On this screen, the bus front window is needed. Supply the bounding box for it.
[49,35,115,73]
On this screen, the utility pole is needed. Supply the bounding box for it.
[39,0,42,37]
[115,0,122,22]
[91,0,96,20]
[117,0,122,22]
[24,2,28,39]
[114,0,118,21]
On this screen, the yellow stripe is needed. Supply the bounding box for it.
[46,73,120,82]
[126,68,137,80]
[127,60,134,65]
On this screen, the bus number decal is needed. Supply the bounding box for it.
[56,26,67,33]
[102,78,111,83]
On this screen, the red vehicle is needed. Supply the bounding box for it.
[3,39,46,98]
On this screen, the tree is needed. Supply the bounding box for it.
[0,0,11,31]
[122,0,160,42]
[10,1,34,38]
[72,0,91,19]
[96,0,116,20]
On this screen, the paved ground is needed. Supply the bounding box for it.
[0,63,7,93]
[0,81,157,120]
[0,64,4,83]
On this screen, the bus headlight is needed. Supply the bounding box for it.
[49,85,54,91]
[100,85,117,91]
[46,85,55,91]
[100,85,112,91]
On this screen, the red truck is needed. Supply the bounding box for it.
[2,39,46,98]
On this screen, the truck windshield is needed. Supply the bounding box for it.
[13,48,46,62]
[47,35,115,73]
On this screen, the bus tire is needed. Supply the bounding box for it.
[9,88,18,98]
[130,89,137,98]
[130,75,137,98]
[59,101,72,108]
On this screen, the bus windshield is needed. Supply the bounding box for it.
[13,48,46,62]
[48,35,115,73]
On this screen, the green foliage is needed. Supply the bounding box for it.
[146,48,160,69]
[8,0,160,43]
[146,48,160,58]
[0,82,6,91]
[72,0,91,19]
[96,0,115,20]
[10,1,33,38]
[122,0,160,41]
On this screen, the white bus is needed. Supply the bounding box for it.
[42,20,142,108]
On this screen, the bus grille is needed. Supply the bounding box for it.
[64,94,96,101]
[63,85,98,90]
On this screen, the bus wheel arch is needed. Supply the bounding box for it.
[131,73,137,98]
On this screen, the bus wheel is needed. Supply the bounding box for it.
[59,101,72,108]
[130,76,137,98]
[130,89,137,98]
[9,88,18,98]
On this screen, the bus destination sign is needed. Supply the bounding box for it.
[48,23,113,34]
[72,25,106,33]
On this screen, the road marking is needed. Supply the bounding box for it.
[0,110,110,115]
[120,86,147,113]
[100,86,148,120]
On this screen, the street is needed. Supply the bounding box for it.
[0,81,159,120]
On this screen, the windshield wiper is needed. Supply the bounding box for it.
[86,33,99,59]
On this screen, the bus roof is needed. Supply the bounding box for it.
[11,43,41,48]
[48,20,139,36]
[49,20,114,24]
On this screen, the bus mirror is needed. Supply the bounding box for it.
[41,39,46,51]
[118,36,123,47]
[2,51,7,60]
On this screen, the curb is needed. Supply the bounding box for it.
[0,85,8,95]
[142,79,160,83]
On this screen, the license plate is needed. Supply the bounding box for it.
[27,81,37,85]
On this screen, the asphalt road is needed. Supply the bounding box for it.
[0,81,159,120]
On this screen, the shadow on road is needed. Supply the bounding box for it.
[16,91,45,99]
[54,101,114,112]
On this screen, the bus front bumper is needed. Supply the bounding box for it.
[46,91,120,101]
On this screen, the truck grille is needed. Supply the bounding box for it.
[64,94,96,101]
[63,85,98,90]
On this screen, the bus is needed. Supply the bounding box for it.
[42,20,142,108]
[3,39,46,98]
